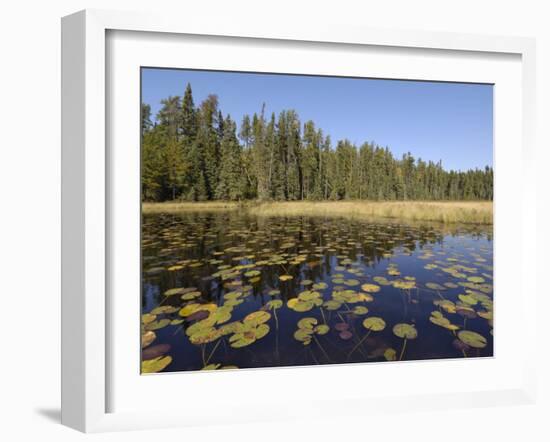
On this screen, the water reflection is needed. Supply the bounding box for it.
[141,212,493,373]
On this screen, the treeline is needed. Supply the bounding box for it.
[142,83,493,202]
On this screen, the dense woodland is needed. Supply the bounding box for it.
[141,84,493,202]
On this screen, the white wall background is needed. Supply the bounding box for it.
[0,1,547,440]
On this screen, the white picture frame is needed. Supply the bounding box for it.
[61,9,538,433]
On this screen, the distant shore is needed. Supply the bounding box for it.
[142,200,493,225]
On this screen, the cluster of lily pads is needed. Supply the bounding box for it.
[141,213,493,373]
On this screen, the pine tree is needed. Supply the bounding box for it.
[181,83,197,141]
[196,95,221,199]
[215,116,245,200]
[252,108,271,200]
[157,96,181,138]
[141,128,164,201]
[141,103,152,135]
[178,83,198,199]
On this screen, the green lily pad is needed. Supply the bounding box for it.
[298,317,318,329]
[145,318,171,331]
[298,290,321,301]
[362,317,386,331]
[181,291,202,300]
[467,276,485,283]
[141,330,156,348]
[243,310,271,325]
[429,311,460,331]
[224,299,244,307]
[288,298,315,312]
[201,363,221,370]
[458,294,478,306]
[141,355,172,374]
[230,323,270,348]
[392,280,416,290]
[361,283,381,293]
[426,282,446,291]
[179,303,217,317]
[163,287,186,297]
[294,328,314,345]
[457,330,487,348]
[393,323,418,339]
[434,299,457,314]
[266,299,283,310]
[384,348,397,361]
[353,306,369,315]
[314,324,330,335]
[323,300,342,311]
[150,306,179,315]
[141,313,156,324]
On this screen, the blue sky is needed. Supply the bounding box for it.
[141,68,493,171]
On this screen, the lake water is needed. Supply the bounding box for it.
[141,211,493,373]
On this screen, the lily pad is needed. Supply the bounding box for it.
[458,294,478,306]
[362,317,386,331]
[163,287,187,297]
[361,283,381,293]
[142,343,171,360]
[392,323,418,339]
[467,276,485,283]
[298,317,318,329]
[426,282,446,291]
[457,330,487,348]
[244,310,271,325]
[151,306,179,315]
[279,274,293,281]
[230,323,270,348]
[141,355,172,374]
[145,318,171,331]
[294,328,314,345]
[288,297,315,312]
[339,330,353,340]
[334,322,350,332]
[141,330,156,348]
[314,324,330,335]
[429,311,460,331]
[384,348,397,361]
[353,306,369,315]
[323,300,342,311]
[266,299,283,310]
[141,313,156,324]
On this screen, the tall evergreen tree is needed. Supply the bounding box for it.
[216,116,245,200]
[141,103,152,135]
[195,95,221,199]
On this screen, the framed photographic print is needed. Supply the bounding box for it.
[61,9,538,433]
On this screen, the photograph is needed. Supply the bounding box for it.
[140,68,494,374]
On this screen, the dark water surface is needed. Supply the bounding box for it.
[141,212,493,373]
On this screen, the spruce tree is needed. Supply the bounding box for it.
[216,116,245,200]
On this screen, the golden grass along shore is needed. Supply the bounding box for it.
[142,200,492,224]
[142,201,240,213]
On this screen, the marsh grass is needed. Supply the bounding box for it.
[142,201,241,213]
[142,200,493,224]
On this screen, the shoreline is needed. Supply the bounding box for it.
[142,200,493,225]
